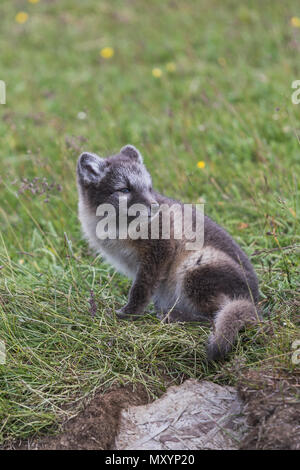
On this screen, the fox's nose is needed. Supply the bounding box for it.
[146,194,158,207]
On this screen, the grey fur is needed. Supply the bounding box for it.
[77,145,261,361]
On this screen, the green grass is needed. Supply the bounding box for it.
[0,0,299,444]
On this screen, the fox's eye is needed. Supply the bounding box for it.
[118,188,130,193]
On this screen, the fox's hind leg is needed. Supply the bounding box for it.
[183,262,260,361]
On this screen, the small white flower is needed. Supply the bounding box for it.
[256,72,268,83]
[77,111,87,120]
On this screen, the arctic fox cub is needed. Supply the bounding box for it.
[77,145,260,361]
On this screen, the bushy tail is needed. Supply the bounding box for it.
[206,298,261,362]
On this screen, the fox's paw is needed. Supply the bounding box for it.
[116,306,131,319]
[116,306,143,321]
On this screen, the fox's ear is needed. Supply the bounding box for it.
[77,152,107,185]
[120,144,143,164]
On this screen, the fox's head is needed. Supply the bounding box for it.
[77,145,158,224]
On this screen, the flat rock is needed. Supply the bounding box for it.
[114,379,247,450]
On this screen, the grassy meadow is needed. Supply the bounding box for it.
[0,0,299,444]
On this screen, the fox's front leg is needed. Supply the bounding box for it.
[117,264,158,319]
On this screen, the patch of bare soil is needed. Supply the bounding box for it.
[4,369,299,450]
[7,384,150,450]
[238,368,300,450]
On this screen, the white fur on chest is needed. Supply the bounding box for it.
[78,198,138,278]
[100,240,138,278]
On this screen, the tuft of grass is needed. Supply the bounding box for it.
[0,0,299,444]
[0,243,210,442]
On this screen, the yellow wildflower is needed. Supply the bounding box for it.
[291,16,300,28]
[28,0,40,3]
[152,68,163,78]
[238,222,249,230]
[217,57,227,67]
[15,12,29,24]
[100,47,114,59]
[197,161,206,169]
[166,62,176,72]
[288,207,296,218]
